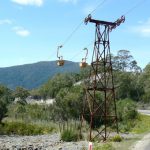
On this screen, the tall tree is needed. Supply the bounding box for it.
[0,84,13,123]
[139,63,150,103]
[113,50,141,72]
[13,87,29,102]
[39,73,76,99]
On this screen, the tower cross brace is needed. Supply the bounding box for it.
[82,14,125,141]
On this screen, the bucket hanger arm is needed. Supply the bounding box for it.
[57,45,63,59]
[82,48,88,62]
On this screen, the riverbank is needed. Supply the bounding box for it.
[0,134,88,150]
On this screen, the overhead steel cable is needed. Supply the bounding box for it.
[62,21,83,46]
[90,0,108,15]
[57,0,148,66]
[60,0,109,48]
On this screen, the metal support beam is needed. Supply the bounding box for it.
[81,14,125,141]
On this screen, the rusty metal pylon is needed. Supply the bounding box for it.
[81,14,125,141]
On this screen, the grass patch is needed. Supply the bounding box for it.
[61,129,79,142]
[60,120,83,142]
[93,143,115,150]
[113,136,142,150]
[111,134,122,142]
[0,121,56,135]
[131,114,150,134]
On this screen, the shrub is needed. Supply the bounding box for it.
[61,129,79,142]
[111,134,122,142]
[117,98,138,132]
[2,121,55,135]
[117,98,138,121]
[142,92,150,103]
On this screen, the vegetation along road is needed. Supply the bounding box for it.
[131,110,150,150]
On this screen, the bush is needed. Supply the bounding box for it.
[142,92,150,103]
[117,98,138,132]
[61,129,79,142]
[117,98,138,121]
[2,121,55,135]
[111,134,122,142]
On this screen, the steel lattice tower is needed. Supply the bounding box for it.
[82,15,125,141]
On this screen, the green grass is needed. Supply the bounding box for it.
[93,143,115,150]
[61,129,79,142]
[113,114,150,150]
[91,114,150,150]
[0,121,56,135]
[1,114,150,150]
[131,114,150,134]
[113,135,142,150]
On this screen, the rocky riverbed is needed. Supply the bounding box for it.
[0,134,88,150]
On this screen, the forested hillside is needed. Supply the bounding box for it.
[0,61,80,89]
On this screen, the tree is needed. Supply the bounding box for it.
[54,85,84,121]
[113,50,141,72]
[13,87,29,104]
[39,73,76,99]
[0,84,14,123]
[0,98,8,123]
[114,71,143,101]
[139,63,150,103]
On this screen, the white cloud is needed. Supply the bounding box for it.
[58,0,78,4]
[0,19,12,25]
[13,26,30,37]
[11,0,44,7]
[131,18,150,37]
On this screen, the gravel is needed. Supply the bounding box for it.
[0,134,89,150]
[0,132,138,150]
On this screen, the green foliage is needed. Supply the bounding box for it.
[139,63,150,103]
[30,89,42,99]
[84,91,104,128]
[7,103,54,122]
[39,73,78,99]
[117,99,138,121]
[79,65,91,79]
[0,121,55,135]
[61,129,79,142]
[0,84,14,123]
[94,143,115,150]
[117,99,138,132]
[54,85,84,121]
[114,72,143,101]
[131,114,150,134]
[112,50,141,72]
[0,98,8,123]
[142,92,150,103]
[111,134,122,142]
[13,86,29,100]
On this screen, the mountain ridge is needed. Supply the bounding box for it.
[0,60,80,89]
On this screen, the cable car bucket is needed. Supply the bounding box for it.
[57,45,65,66]
[79,48,88,68]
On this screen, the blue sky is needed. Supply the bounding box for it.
[0,0,150,68]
